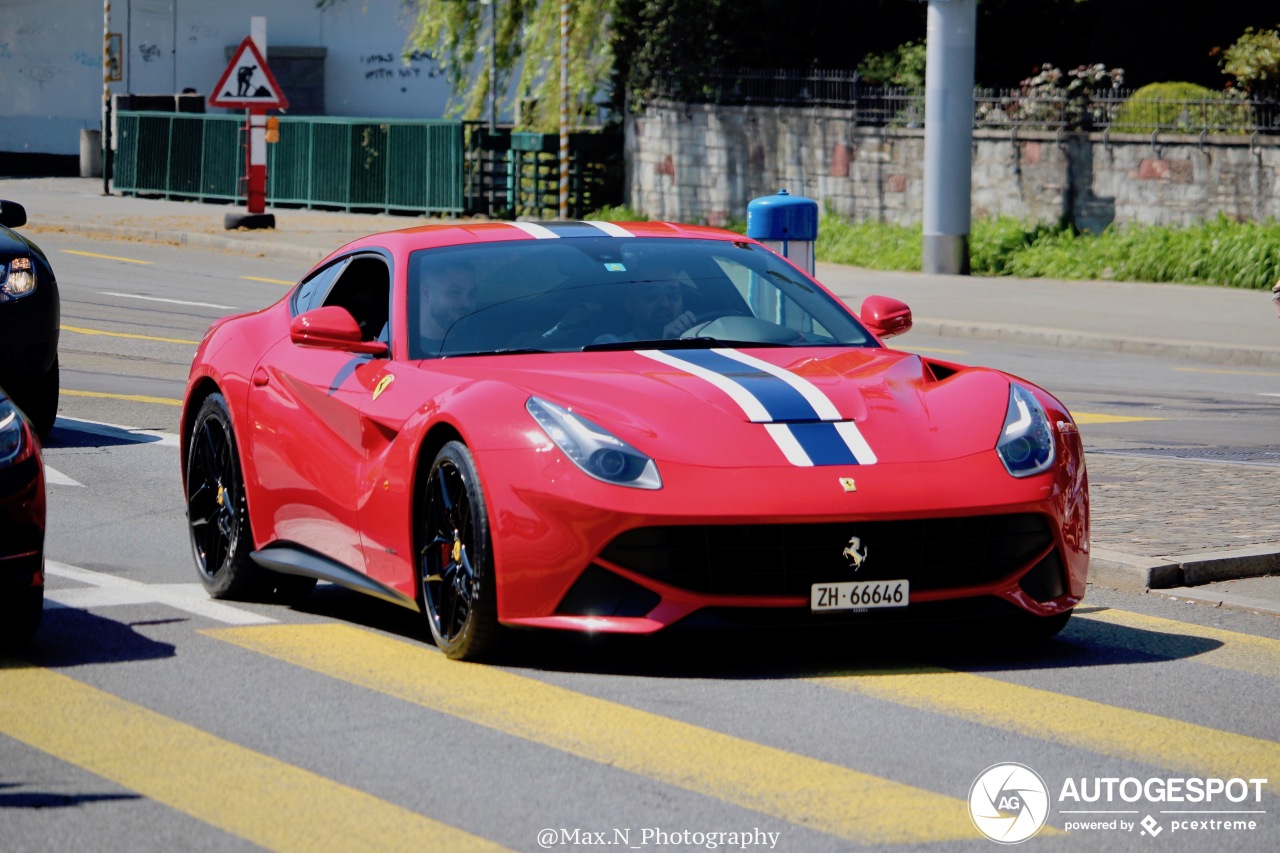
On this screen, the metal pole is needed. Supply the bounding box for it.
[558,0,569,220]
[486,0,496,133]
[102,0,111,195]
[921,0,977,275]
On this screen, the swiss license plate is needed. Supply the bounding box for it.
[811,579,909,612]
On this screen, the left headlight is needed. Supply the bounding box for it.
[1,256,36,300]
[996,383,1055,478]
[526,397,662,490]
[0,395,32,464]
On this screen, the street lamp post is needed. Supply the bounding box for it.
[482,0,496,133]
[558,0,569,219]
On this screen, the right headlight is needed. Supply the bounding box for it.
[526,397,662,489]
[0,395,32,464]
[996,383,1055,478]
[1,256,36,301]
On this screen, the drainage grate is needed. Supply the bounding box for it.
[1090,446,1280,467]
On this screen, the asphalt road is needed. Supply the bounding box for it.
[2,232,1278,852]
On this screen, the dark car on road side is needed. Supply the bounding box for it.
[0,199,60,438]
[0,387,45,646]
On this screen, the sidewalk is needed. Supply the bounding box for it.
[4,176,1278,613]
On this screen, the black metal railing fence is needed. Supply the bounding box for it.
[644,69,1280,135]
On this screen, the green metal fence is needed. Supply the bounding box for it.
[113,112,466,214]
[504,131,623,219]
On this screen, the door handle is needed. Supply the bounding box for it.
[252,367,270,387]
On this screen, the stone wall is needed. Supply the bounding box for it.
[626,100,1280,230]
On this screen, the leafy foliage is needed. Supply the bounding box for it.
[856,40,927,89]
[392,0,614,131]
[815,214,1280,290]
[1219,26,1280,95]
[976,62,1125,130]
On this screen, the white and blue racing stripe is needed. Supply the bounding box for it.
[506,221,635,239]
[638,348,877,467]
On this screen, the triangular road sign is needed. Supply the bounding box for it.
[209,36,289,110]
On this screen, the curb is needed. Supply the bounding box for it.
[47,218,1280,369]
[40,220,327,266]
[1087,545,1280,592]
[1153,586,1280,617]
[910,319,1280,369]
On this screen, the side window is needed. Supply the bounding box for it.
[321,255,392,344]
[292,260,346,316]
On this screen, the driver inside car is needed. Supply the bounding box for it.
[594,274,699,344]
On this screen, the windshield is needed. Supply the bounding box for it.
[407,236,877,358]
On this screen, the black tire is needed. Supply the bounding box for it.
[1023,609,1073,642]
[12,355,58,440]
[0,585,43,647]
[185,393,272,600]
[419,441,502,661]
[989,609,1073,645]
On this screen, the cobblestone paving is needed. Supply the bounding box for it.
[1087,453,1280,557]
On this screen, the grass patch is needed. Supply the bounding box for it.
[585,204,649,222]
[814,213,1280,290]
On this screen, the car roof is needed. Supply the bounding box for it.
[324,220,753,260]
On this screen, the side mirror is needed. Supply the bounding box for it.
[290,306,388,356]
[860,295,912,339]
[0,200,28,229]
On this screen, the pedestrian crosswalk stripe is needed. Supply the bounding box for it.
[1076,607,1280,682]
[207,623,988,845]
[811,667,1279,784]
[0,663,509,853]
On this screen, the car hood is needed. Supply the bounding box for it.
[0,226,31,257]
[436,347,1014,467]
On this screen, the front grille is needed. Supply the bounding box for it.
[600,514,1052,597]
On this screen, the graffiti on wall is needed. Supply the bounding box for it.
[359,49,443,84]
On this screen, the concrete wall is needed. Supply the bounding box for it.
[626,100,1280,228]
[1,0,455,158]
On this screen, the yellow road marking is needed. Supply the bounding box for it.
[62,249,152,265]
[1175,367,1280,377]
[0,663,508,853]
[62,324,200,345]
[813,668,1279,783]
[1072,412,1164,424]
[1076,608,1280,681]
[62,389,183,407]
[241,275,295,286]
[209,623,980,845]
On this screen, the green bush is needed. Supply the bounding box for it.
[1111,82,1253,134]
[813,213,1280,290]
[585,204,649,221]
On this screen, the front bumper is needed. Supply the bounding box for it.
[0,449,45,593]
[481,440,1089,634]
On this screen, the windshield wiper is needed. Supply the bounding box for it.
[450,347,554,357]
[582,338,789,352]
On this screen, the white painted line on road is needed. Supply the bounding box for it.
[44,561,276,626]
[1261,393,1280,398]
[100,291,239,310]
[54,416,181,447]
[43,465,84,487]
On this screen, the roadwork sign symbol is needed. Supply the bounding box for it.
[209,36,288,110]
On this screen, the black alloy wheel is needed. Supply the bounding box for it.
[186,393,313,602]
[420,441,500,661]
